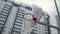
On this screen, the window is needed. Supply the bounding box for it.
[25,6,32,11]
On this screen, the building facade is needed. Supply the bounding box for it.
[0,0,60,34]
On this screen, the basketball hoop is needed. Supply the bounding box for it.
[24,13,41,25]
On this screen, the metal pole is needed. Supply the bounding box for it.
[47,17,50,34]
[37,21,59,30]
[54,0,60,18]
[44,14,51,34]
[54,0,60,34]
[33,29,34,34]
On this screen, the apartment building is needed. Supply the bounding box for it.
[0,0,60,34]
